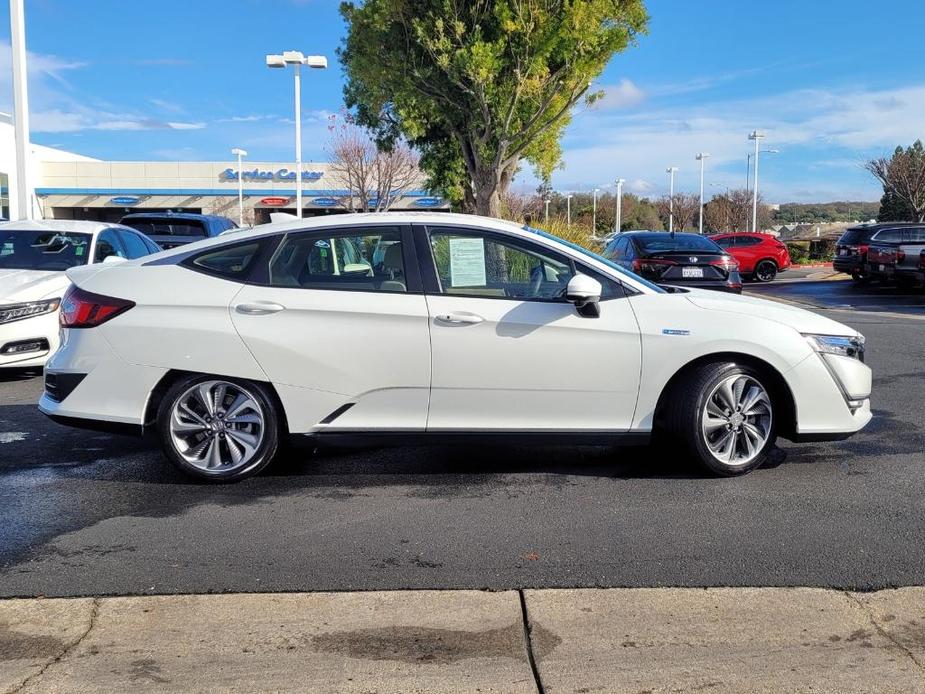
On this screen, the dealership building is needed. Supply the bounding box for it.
[1,115,449,223]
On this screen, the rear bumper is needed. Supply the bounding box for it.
[832,257,862,273]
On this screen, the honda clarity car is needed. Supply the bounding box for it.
[0,219,160,369]
[39,213,872,481]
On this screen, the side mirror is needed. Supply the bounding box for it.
[566,274,602,318]
[102,255,128,265]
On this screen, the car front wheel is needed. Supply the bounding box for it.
[664,363,776,476]
[753,260,778,282]
[156,375,280,482]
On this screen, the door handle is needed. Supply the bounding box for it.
[234,301,285,316]
[435,312,483,325]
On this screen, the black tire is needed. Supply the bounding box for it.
[753,259,778,283]
[662,362,776,477]
[156,374,281,483]
[851,271,870,285]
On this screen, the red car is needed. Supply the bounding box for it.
[710,233,792,282]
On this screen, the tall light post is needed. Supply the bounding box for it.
[695,153,710,234]
[666,167,679,233]
[746,149,778,195]
[614,178,625,233]
[266,51,327,219]
[566,194,574,227]
[748,130,765,232]
[544,199,550,224]
[10,0,31,220]
[231,147,247,226]
[592,187,600,234]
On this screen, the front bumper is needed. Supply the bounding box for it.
[784,350,872,441]
[0,311,59,369]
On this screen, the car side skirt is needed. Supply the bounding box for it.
[304,430,652,447]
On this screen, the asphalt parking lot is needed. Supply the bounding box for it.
[1,278,923,599]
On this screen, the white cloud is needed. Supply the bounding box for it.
[594,79,646,110]
[541,82,925,201]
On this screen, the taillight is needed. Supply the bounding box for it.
[59,285,135,329]
[858,244,869,255]
[710,256,739,271]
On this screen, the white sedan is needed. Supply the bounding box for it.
[39,213,872,481]
[0,219,161,369]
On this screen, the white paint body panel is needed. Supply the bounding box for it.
[425,294,641,430]
[230,285,431,432]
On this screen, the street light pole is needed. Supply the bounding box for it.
[748,130,765,232]
[231,148,248,226]
[544,199,550,224]
[267,51,327,220]
[666,167,678,233]
[592,188,600,234]
[10,0,32,220]
[696,153,710,234]
[614,178,625,233]
[566,194,574,227]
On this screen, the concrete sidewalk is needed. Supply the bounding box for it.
[2,588,924,693]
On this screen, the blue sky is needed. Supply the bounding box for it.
[2,0,924,203]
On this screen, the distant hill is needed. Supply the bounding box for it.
[773,201,880,224]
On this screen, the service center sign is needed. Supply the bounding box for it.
[260,197,290,207]
[220,168,324,182]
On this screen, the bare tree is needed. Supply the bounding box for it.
[328,116,423,212]
[704,189,753,233]
[865,141,925,222]
[656,193,700,231]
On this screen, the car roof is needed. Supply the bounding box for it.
[0,219,135,237]
[848,222,923,230]
[623,231,707,240]
[120,212,231,222]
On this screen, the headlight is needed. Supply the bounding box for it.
[803,334,865,361]
[0,298,61,325]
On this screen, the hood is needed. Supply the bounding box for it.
[684,289,859,337]
[0,268,70,305]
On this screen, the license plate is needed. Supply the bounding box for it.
[682,267,704,278]
[879,264,886,271]
[840,249,848,256]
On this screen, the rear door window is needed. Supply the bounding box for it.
[118,230,152,259]
[188,241,263,279]
[267,227,407,293]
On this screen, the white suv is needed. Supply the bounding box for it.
[39,213,872,482]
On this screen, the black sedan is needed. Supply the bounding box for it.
[602,231,743,293]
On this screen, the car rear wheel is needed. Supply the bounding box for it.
[753,260,778,283]
[663,362,776,476]
[156,375,280,482]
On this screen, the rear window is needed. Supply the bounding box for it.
[634,234,724,254]
[123,219,208,238]
[187,241,262,279]
[838,228,876,245]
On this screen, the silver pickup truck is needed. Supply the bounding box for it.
[866,226,925,287]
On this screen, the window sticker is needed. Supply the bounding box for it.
[449,237,487,287]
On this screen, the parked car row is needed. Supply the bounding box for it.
[0,212,236,369]
[834,222,925,287]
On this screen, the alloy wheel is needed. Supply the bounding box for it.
[701,374,773,467]
[169,380,266,473]
[755,261,777,282]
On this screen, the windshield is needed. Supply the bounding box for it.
[526,226,665,293]
[122,219,207,237]
[0,230,92,271]
[635,234,725,254]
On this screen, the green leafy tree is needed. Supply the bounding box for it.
[877,190,916,222]
[339,0,648,216]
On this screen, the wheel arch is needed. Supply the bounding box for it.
[653,352,797,439]
[143,369,290,435]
